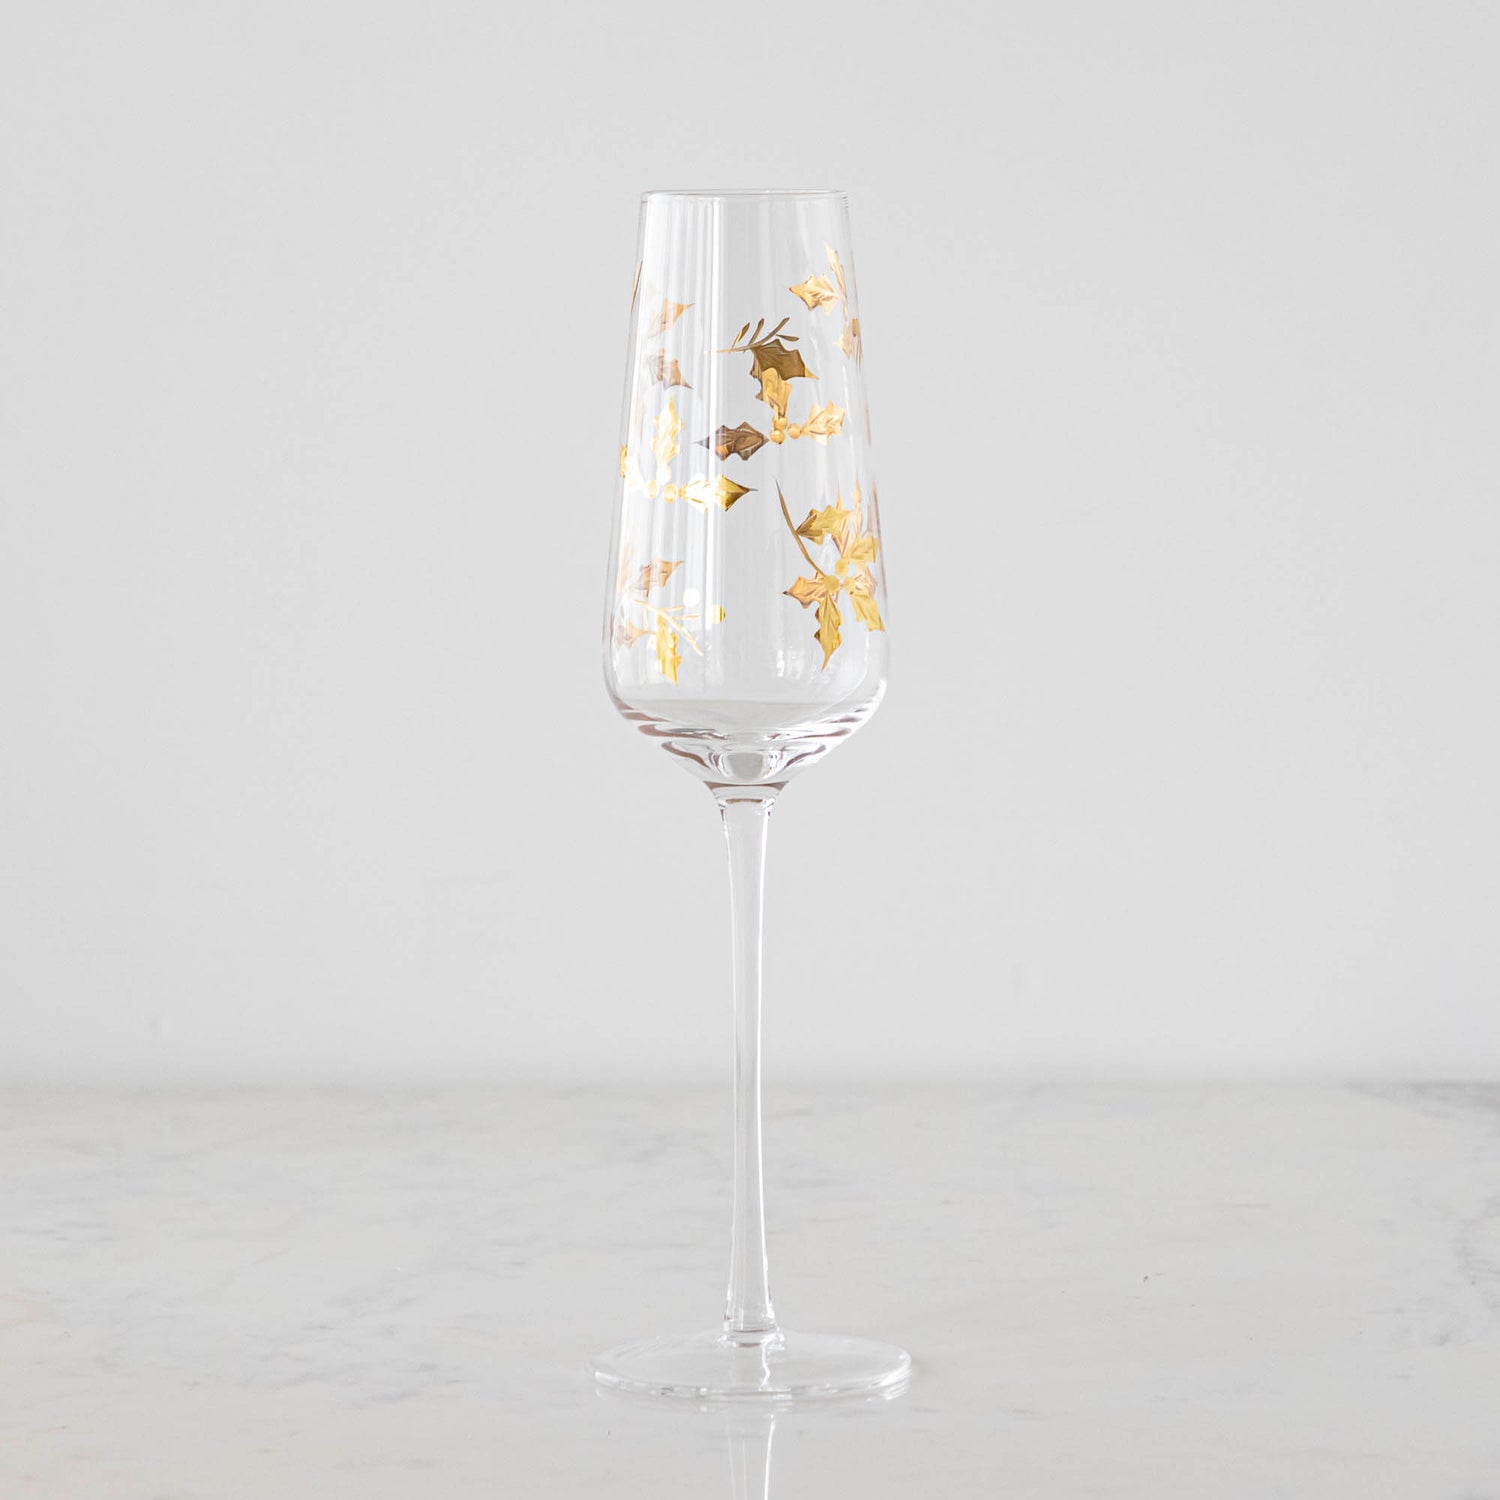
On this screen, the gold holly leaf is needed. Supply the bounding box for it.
[650,299,691,334]
[614,617,650,647]
[652,400,681,469]
[750,338,813,383]
[630,558,682,595]
[652,614,682,682]
[813,595,842,667]
[650,352,691,388]
[795,504,852,545]
[713,475,752,510]
[789,274,838,311]
[756,368,791,420]
[669,475,753,510]
[845,569,884,632]
[704,422,768,461]
[838,317,862,361]
[785,573,829,609]
[779,484,882,668]
[798,402,846,442]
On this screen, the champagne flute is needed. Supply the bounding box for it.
[594,189,908,1401]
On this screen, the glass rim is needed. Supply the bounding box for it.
[640,187,847,202]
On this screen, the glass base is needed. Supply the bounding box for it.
[590,1327,911,1402]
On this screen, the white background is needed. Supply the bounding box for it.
[2,2,1496,1082]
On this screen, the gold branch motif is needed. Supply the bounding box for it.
[613,549,722,683]
[710,265,858,454]
[779,483,883,668]
[716,317,838,449]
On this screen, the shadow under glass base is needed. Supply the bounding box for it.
[590,1327,911,1402]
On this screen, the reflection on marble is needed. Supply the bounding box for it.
[597,1385,906,1498]
[1,1084,1499,1496]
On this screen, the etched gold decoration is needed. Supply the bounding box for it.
[649,299,692,334]
[651,613,682,682]
[651,399,682,470]
[791,245,861,363]
[613,547,719,684]
[613,297,752,684]
[618,263,876,684]
[650,352,691,389]
[788,400,845,443]
[757,367,791,422]
[631,340,756,517]
[715,309,846,450]
[721,318,815,382]
[661,474,753,510]
[779,483,884,668]
[788,274,839,310]
[704,422,769,461]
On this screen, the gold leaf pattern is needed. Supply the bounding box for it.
[789,245,860,363]
[630,558,682,593]
[617,261,878,681]
[788,274,839,310]
[795,503,852,545]
[756,368,791,421]
[718,299,850,450]
[612,287,749,687]
[650,352,691,389]
[814,593,843,665]
[652,613,683,683]
[612,545,716,683]
[790,401,845,443]
[651,399,681,470]
[779,483,883,668]
[751,339,814,383]
[845,569,882,630]
[826,245,848,300]
[649,299,692,334]
[721,319,816,380]
[662,474,753,510]
[704,422,768,461]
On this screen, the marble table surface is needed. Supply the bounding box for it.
[2,1081,1497,1497]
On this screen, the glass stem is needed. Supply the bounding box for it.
[716,788,779,1341]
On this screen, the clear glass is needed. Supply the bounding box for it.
[592,189,909,1401]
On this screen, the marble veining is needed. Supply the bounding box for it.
[1,1083,1498,1497]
